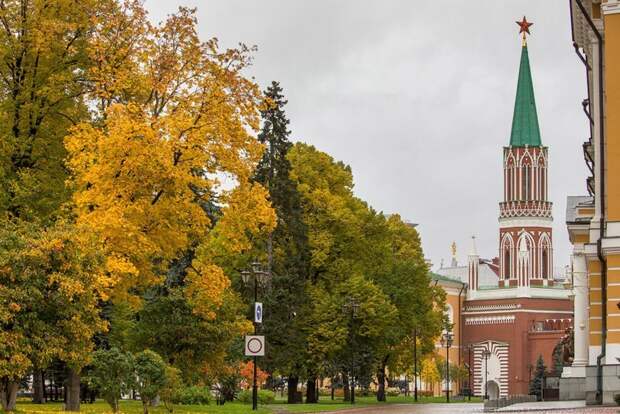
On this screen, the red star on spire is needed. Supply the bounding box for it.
[516,16,533,35]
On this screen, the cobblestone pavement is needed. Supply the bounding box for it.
[318,403,620,414]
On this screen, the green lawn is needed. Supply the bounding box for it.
[8,400,269,414]
[7,395,482,414]
[272,395,482,413]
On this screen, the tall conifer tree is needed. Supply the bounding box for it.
[253,81,310,403]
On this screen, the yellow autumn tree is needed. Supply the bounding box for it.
[0,0,115,410]
[420,357,441,393]
[66,3,275,311]
[0,220,106,411]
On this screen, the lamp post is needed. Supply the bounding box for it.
[413,328,418,402]
[482,349,491,400]
[241,261,270,411]
[343,297,360,405]
[466,344,473,401]
[440,331,454,403]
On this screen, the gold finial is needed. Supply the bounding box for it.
[516,16,533,47]
[451,241,457,258]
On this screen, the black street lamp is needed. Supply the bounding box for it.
[482,349,491,400]
[343,297,360,405]
[466,344,473,401]
[241,261,270,411]
[440,331,454,403]
[413,328,418,402]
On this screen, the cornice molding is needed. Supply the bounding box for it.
[602,1,620,15]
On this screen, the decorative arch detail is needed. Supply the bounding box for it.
[500,232,514,280]
[538,233,552,279]
[516,231,535,285]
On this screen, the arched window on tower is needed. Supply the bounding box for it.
[538,157,545,201]
[501,234,514,280]
[506,157,514,201]
[539,234,552,279]
[522,160,531,201]
[504,249,511,279]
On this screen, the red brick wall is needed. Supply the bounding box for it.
[462,297,572,395]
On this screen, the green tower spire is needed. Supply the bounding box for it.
[509,19,541,147]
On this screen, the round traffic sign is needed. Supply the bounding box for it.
[247,337,263,354]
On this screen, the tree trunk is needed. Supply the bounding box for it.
[377,362,387,402]
[105,396,120,413]
[377,356,389,402]
[343,373,350,402]
[0,379,18,412]
[64,368,80,412]
[305,378,318,403]
[287,376,299,404]
[142,399,149,414]
[331,378,335,400]
[316,379,319,402]
[33,369,45,404]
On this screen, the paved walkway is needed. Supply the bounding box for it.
[496,401,586,411]
[317,404,483,413]
[317,402,620,414]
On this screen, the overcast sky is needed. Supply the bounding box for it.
[147,0,588,272]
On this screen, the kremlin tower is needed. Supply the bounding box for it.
[498,23,553,289]
[436,17,573,399]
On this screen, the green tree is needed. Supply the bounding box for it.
[135,350,168,414]
[288,143,446,403]
[131,289,250,384]
[0,220,105,411]
[304,275,397,401]
[529,355,546,400]
[0,1,102,409]
[160,366,183,413]
[0,0,96,221]
[374,215,445,401]
[251,82,311,403]
[87,348,135,413]
[450,364,470,387]
[288,142,370,400]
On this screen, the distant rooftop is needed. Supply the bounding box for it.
[430,271,464,285]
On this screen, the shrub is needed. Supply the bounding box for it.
[134,350,168,414]
[615,393,620,406]
[86,348,134,413]
[386,387,400,397]
[173,385,211,405]
[237,390,276,404]
[160,366,182,413]
[318,388,332,397]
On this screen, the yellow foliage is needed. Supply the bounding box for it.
[0,220,107,378]
[421,357,441,387]
[66,4,275,311]
[185,263,230,320]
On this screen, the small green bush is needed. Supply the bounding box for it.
[173,385,211,405]
[318,388,332,396]
[386,387,400,397]
[237,389,276,404]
